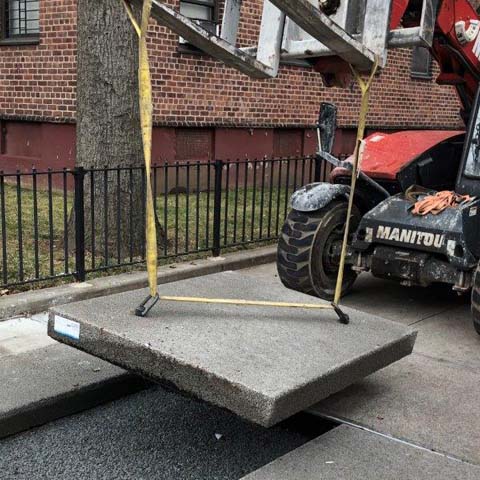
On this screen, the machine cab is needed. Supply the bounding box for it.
[457,85,480,198]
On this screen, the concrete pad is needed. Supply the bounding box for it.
[0,343,146,438]
[311,353,480,464]
[242,425,480,480]
[48,271,416,427]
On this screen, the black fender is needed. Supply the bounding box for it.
[290,183,350,212]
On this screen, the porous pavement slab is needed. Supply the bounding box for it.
[48,271,416,427]
[241,425,480,480]
[0,385,324,480]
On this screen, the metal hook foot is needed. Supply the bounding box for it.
[135,293,160,317]
[331,303,350,325]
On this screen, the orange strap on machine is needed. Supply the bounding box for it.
[411,190,474,216]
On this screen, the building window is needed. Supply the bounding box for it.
[179,0,218,52]
[1,0,40,43]
[411,46,432,80]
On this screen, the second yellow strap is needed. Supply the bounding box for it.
[333,58,379,306]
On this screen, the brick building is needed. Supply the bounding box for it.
[0,0,469,172]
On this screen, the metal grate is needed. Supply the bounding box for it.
[6,0,39,37]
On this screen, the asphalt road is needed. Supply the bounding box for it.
[0,385,332,480]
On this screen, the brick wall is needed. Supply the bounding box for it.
[0,0,77,122]
[0,0,465,130]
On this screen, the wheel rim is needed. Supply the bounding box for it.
[311,203,359,295]
[322,223,345,276]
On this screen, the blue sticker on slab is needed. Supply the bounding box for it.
[54,315,80,340]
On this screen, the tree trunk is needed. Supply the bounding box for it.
[76,0,164,262]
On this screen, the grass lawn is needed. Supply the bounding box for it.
[0,182,291,291]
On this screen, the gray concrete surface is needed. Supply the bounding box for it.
[311,283,480,465]
[0,315,55,356]
[0,246,276,320]
[241,263,466,326]
[0,385,329,480]
[311,352,480,464]
[242,425,480,480]
[48,271,416,427]
[242,264,480,464]
[0,313,146,439]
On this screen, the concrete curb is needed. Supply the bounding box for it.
[0,246,276,321]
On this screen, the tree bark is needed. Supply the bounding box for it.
[76,0,164,261]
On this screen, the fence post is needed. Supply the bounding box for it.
[314,154,322,183]
[73,167,86,282]
[212,160,223,257]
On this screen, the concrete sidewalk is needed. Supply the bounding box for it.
[3,258,479,479]
[240,264,480,473]
[242,425,480,480]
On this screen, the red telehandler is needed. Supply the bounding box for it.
[277,0,480,335]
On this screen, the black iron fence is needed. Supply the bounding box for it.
[0,156,332,290]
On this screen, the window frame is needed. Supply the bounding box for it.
[178,0,219,55]
[0,0,40,46]
[410,46,433,80]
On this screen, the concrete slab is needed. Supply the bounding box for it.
[0,343,147,438]
[242,425,480,480]
[311,352,480,464]
[48,271,416,427]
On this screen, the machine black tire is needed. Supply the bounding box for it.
[277,200,360,300]
[471,264,480,335]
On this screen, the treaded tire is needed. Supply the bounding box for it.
[277,200,360,301]
[471,264,480,335]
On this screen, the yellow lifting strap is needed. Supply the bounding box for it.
[122,0,377,322]
[123,0,158,302]
[332,58,379,308]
